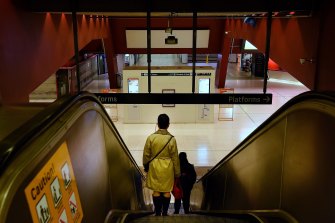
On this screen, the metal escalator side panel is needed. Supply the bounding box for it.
[0,93,147,223]
[191,91,335,223]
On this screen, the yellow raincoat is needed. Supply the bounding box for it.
[143,129,180,192]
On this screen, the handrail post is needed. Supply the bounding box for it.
[192,11,197,93]
[146,0,151,93]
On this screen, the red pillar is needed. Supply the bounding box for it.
[215,32,231,88]
[103,34,118,89]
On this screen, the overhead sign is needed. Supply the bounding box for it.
[25,142,83,223]
[94,93,272,104]
[140,72,211,76]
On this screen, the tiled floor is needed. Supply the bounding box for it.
[84,54,309,168]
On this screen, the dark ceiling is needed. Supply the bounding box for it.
[17,0,317,18]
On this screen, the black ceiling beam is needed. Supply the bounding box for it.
[21,0,317,14]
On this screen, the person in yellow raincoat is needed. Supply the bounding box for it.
[143,114,180,216]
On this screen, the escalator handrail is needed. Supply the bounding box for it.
[198,91,335,180]
[0,91,143,177]
[104,209,154,223]
[192,210,263,222]
[192,209,298,223]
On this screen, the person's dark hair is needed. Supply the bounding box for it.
[179,152,188,165]
[158,113,170,129]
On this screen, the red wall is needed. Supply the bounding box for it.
[0,0,111,104]
[2,1,335,105]
[215,33,231,88]
[314,4,335,91]
[225,16,320,89]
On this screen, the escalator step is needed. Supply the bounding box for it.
[129,214,238,223]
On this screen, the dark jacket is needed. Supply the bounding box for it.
[180,159,197,191]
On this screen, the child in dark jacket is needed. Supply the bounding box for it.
[174,152,197,214]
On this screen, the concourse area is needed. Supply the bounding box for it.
[1,91,335,222]
[1,0,335,223]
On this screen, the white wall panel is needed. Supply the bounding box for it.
[126,30,210,48]
[122,66,215,123]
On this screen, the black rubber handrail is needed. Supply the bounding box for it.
[193,209,298,223]
[104,210,154,223]
[198,91,335,180]
[0,91,142,176]
[192,210,262,223]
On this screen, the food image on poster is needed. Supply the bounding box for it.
[25,142,83,223]
[50,177,62,207]
[61,163,71,188]
[36,194,50,223]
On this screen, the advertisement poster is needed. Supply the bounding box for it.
[25,142,83,223]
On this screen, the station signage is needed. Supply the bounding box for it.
[94,93,272,104]
[140,72,211,76]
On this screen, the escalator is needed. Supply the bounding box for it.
[190,91,335,223]
[105,212,260,223]
[1,91,335,223]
